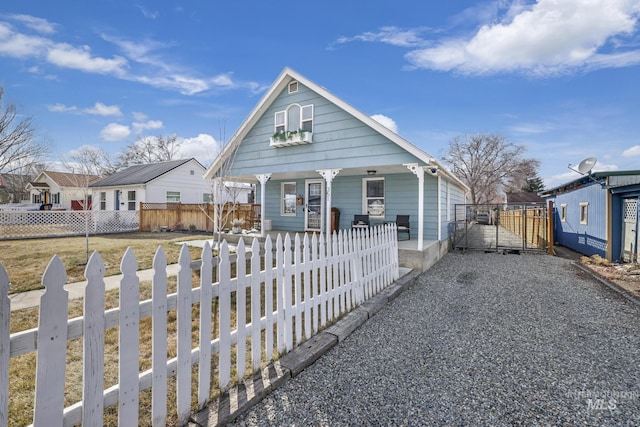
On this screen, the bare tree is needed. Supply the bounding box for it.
[0,159,44,203]
[117,134,181,167]
[441,134,540,205]
[62,152,102,264]
[0,87,49,173]
[70,145,117,176]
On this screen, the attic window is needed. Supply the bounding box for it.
[190,170,195,175]
[288,81,298,94]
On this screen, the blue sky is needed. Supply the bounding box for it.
[1,0,639,188]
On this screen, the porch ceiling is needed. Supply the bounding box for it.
[229,164,419,183]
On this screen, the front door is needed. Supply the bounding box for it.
[305,180,324,232]
[622,198,638,262]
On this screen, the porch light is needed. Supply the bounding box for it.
[367,170,376,176]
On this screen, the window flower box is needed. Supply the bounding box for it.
[269,130,313,147]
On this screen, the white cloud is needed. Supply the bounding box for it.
[623,145,640,157]
[48,103,77,113]
[371,114,398,134]
[132,112,148,121]
[177,134,221,166]
[84,102,122,116]
[405,0,640,75]
[46,43,128,75]
[0,22,50,57]
[100,123,131,141]
[333,26,429,48]
[132,120,163,134]
[6,14,56,34]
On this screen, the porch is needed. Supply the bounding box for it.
[215,229,444,272]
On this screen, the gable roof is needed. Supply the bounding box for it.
[31,171,101,188]
[89,159,201,187]
[204,67,468,190]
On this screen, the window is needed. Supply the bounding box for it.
[167,191,181,203]
[363,178,385,218]
[281,182,297,216]
[190,170,195,175]
[127,190,136,210]
[203,193,213,203]
[288,81,298,93]
[560,204,567,222]
[274,103,314,133]
[99,192,106,210]
[51,192,60,204]
[33,193,42,204]
[580,202,588,225]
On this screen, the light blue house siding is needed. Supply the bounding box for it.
[441,180,466,240]
[227,83,421,177]
[261,173,443,240]
[553,182,607,257]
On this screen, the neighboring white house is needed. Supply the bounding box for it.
[89,158,250,211]
[26,171,100,210]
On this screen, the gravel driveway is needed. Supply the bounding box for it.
[230,252,640,426]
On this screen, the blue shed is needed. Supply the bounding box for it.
[204,68,469,270]
[540,171,640,262]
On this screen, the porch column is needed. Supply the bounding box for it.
[317,169,341,237]
[404,163,425,251]
[256,174,272,237]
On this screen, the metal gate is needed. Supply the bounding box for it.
[453,203,549,253]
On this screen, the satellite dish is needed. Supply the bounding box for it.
[577,157,597,175]
[568,157,597,175]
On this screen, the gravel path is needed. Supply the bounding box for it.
[230,252,640,426]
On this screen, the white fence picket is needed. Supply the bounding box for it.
[152,246,168,426]
[33,255,68,427]
[264,236,274,362]
[283,234,293,351]
[119,248,140,424]
[251,238,262,371]
[236,238,247,380]
[303,234,311,340]
[2,225,399,426]
[293,234,302,344]
[83,252,106,427]
[198,242,213,410]
[176,245,192,424]
[218,241,231,392]
[0,265,9,427]
[275,235,285,354]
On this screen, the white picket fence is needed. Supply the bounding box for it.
[0,210,139,239]
[0,224,399,426]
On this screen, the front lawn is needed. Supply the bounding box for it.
[0,231,213,294]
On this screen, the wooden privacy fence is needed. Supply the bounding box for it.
[1,225,399,426]
[139,203,260,232]
[500,207,548,249]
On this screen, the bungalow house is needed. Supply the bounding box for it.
[27,171,100,210]
[539,170,640,263]
[203,68,469,270]
[89,158,248,211]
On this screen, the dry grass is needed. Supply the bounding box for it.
[0,231,212,294]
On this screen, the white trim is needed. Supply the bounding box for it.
[579,202,589,225]
[362,177,385,219]
[281,182,297,216]
[304,179,324,232]
[560,203,567,222]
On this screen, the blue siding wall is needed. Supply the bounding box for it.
[259,173,451,240]
[553,183,607,257]
[441,179,466,239]
[229,83,421,177]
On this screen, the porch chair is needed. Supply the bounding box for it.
[351,214,370,230]
[386,215,410,240]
